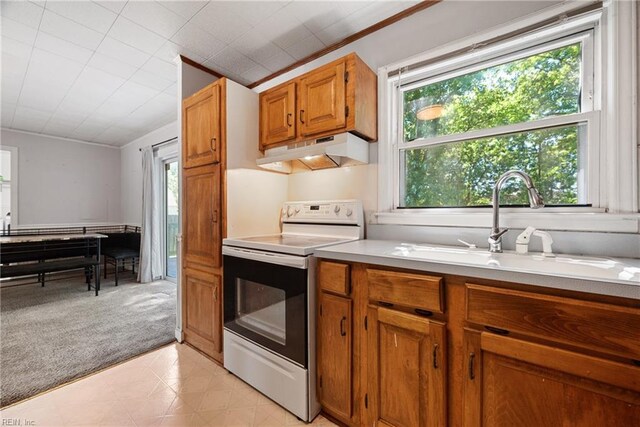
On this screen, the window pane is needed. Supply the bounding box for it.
[401,124,585,208]
[403,43,582,142]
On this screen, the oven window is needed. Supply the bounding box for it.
[236,279,286,345]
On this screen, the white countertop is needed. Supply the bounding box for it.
[0,233,108,244]
[314,240,640,300]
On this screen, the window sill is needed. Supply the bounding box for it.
[374,210,640,233]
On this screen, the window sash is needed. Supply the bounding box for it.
[398,111,595,150]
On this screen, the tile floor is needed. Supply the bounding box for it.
[0,343,337,427]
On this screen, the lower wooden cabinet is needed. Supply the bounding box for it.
[463,328,640,426]
[316,260,640,427]
[318,291,354,422]
[367,306,446,427]
[183,268,222,361]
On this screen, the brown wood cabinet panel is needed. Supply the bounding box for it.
[318,261,351,296]
[183,164,221,270]
[183,268,222,360]
[298,59,347,137]
[465,283,640,359]
[367,268,444,313]
[318,292,353,422]
[463,329,640,427]
[367,306,446,427]
[183,83,221,168]
[259,81,296,150]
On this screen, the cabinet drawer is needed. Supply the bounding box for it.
[367,268,444,313]
[465,283,640,360]
[318,261,350,296]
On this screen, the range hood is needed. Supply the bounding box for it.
[257,133,369,174]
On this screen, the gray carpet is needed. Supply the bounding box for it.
[0,276,176,407]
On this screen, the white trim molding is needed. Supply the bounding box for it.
[601,0,638,213]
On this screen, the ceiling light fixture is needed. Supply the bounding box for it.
[416,104,443,121]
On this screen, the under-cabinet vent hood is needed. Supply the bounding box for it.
[257,133,369,174]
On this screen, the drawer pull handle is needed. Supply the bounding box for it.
[210,137,216,152]
[287,113,292,127]
[432,344,439,369]
[378,301,393,307]
[485,326,510,335]
[415,308,433,317]
[300,109,305,123]
[340,316,347,337]
[469,352,476,380]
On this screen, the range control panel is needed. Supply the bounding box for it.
[281,200,363,225]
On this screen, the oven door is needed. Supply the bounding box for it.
[223,246,308,367]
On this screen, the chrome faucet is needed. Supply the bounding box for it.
[489,170,544,253]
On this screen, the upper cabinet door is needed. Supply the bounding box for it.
[298,60,347,138]
[183,83,221,168]
[260,82,296,150]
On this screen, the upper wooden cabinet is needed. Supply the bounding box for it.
[183,83,221,168]
[259,53,377,151]
[298,60,347,138]
[259,81,296,149]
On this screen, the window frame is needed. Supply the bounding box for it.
[377,2,639,232]
[393,28,597,210]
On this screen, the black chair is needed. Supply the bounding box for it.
[102,232,140,286]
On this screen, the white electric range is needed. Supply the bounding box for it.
[221,200,364,422]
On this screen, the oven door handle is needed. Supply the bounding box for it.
[222,245,309,269]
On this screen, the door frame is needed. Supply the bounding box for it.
[157,146,179,283]
[0,145,19,227]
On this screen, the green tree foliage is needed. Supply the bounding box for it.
[402,44,582,207]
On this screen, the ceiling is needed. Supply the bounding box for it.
[1,1,420,147]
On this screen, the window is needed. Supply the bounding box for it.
[396,35,595,209]
[378,2,638,232]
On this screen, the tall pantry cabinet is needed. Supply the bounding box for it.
[181,78,257,362]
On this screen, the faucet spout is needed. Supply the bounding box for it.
[490,170,544,253]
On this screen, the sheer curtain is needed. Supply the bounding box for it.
[138,147,163,283]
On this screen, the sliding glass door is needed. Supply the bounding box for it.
[164,160,179,280]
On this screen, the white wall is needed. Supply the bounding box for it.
[254,1,564,221]
[120,121,177,226]
[0,129,121,226]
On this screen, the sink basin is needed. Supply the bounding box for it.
[386,243,640,283]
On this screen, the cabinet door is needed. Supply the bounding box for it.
[260,82,296,149]
[183,83,221,168]
[183,164,221,270]
[463,329,640,427]
[318,292,354,422]
[367,306,447,427]
[183,268,222,358]
[298,60,346,137]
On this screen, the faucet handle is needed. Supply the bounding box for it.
[489,228,509,241]
[457,239,477,249]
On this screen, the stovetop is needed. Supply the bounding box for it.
[223,200,364,256]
